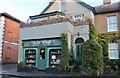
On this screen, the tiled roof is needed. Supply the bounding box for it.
[40,2,55,14]
[40,0,95,14]
[94,2,120,14]
[77,1,95,13]
[0,12,23,23]
[38,0,120,18]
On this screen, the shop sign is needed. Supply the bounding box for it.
[23,39,61,47]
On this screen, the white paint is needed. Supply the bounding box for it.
[4,41,19,46]
[31,40,55,45]
[0,16,5,62]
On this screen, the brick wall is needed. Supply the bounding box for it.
[2,17,20,63]
[4,18,20,43]
[2,43,19,63]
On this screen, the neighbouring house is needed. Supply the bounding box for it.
[18,0,120,70]
[94,1,120,59]
[0,13,22,64]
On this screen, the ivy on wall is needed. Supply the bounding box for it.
[98,32,120,73]
[81,22,104,75]
[60,33,71,70]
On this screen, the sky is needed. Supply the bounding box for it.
[0,0,119,22]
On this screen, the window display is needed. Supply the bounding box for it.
[49,49,61,68]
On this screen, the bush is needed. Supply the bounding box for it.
[109,59,120,75]
[60,33,71,71]
[82,40,104,76]
[17,62,34,72]
[98,33,120,73]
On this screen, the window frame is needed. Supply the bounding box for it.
[107,15,118,32]
[108,41,119,59]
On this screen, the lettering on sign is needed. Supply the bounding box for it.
[23,39,61,47]
[31,40,55,45]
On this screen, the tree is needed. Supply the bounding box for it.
[81,22,104,75]
[60,33,71,70]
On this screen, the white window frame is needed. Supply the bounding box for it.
[107,15,118,32]
[108,41,119,59]
[73,14,84,22]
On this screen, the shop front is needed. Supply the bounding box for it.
[21,38,62,70]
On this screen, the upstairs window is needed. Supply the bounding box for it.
[107,15,118,32]
[73,14,84,22]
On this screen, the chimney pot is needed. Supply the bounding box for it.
[103,0,111,5]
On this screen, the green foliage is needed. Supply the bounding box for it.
[17,62,34,71]
[60,33,71,71]
[109,59,120,73]
[98,33,120,73]
[81,22,104,75]
[82,40,104,75]
[89,21,98,42]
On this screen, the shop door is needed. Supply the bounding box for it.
[37,47,47,70]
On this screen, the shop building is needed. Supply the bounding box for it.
[19,0,120,70]
[0,13,22,63]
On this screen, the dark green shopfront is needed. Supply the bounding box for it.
[22,38,62,70]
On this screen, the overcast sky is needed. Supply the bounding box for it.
[0,0,119,22]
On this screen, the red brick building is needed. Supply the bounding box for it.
[0,13,22,63]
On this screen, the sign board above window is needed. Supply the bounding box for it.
[23,39,61,47]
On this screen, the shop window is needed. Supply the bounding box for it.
[49,49,61,68]
[40,48,45,59]
[107,15,118,32]
[109,41,119,59]
[25,49,36,67]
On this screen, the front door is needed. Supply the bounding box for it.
[76,43,83,65]
[75,38,84,65]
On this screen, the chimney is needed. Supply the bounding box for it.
[103,0,111,5]
[50,0,55,2]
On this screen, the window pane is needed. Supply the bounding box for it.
[107,16,118,32]
[40,48,45,59]
[109,42,119,59]
[109,43,118,49]
[109,50,119,59]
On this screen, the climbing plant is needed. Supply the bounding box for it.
[60,33,71,71]
[98,32,120,73]
[81,22,104,75]
[89,21,98,42]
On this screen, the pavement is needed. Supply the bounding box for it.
[1,64,120,78]
[1,64,81,78]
